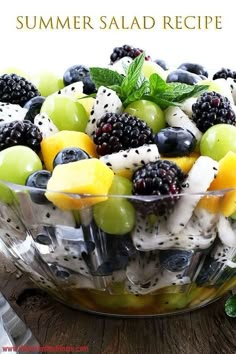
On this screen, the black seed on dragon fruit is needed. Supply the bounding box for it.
[132,210,217,252]
[132,160,186,215]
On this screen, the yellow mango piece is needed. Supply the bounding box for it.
[210,151,236,190]
[115,169,133,180]
[220,190,236,216]
[41,130,97,171]
[161,152,199,174]
[208,151,236,216]
[46,159,114,210]
[196,195,220,214]
[77,94,95,116]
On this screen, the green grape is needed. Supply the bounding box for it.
[41,95,88,132]
[93,175,135,234]
[200,124,236,161]
[93,198,135,235]
[108,175,133,195]
[142,61,167,80]
[124,100,165,133]
[31,71,64,96]
[0,146,42,203]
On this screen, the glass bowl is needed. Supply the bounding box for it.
[0,180,236,317]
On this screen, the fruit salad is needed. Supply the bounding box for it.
[1,44,236,316]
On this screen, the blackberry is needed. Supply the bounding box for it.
[0,120,42,152]
[93,112,154,156]
[110,44,151,64]
[132,160,186,214]
[192,91,236,133]
[0,73,40,107]
[213,68,236,80]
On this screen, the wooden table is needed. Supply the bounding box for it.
[0,259,236,354]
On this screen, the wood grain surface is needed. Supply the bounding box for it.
[0,259,236,354]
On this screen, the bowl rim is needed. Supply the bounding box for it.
[0,179,235,202]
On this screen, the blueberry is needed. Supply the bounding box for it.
[26,170,51,204]
[63,64,96,94]
[166,69,203,85]
[178,62,208,78]
[53,147,90,168]
[159,250,193,272]
[154,127,196,157]
[23,96,45,123]
[196,258,221,286]
[154,59,169,71]
[84,232,135,276]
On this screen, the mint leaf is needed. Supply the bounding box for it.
[149,73,167,95]
[89,67,124,89]
[225,294,236,317]
[123,80,150,106]
[174,84,208,102]
[143,95,180,109]
[121,53,145,98]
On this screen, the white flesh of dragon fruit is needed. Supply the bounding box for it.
[227,78,236,105]
[41,243,91,277]
[132,210,217,251]
[55,81,84,97]
[180,97,197,117]
[16,198,76,228]
[108,57,133,75]
[211,78,234,105]
[125,251,190,295]
[100,144,160,172]
[34,112,59,138]
[165,106,202,142]
[217,215,236,248]
[211,242,236,268]
[0,102,27,125]
[167,156,219,234]
[86,86,123,137]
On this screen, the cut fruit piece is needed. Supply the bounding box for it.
[165,106,202,143]
[167,156,219,234]
[161,152,199,174]
[46,159,114,210]
[77,94,95,116]
[209,151,236,216]
[41,130,97,171]
[196,195,220,214]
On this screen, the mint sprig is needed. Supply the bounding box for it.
[89,55,208,108]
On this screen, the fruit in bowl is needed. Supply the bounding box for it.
[1,46,236,316]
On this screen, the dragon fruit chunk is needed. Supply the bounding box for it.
[86,86,123,137]
[227,78,236,105]
[165,106,202,142]
[0,102,27,125]
[100,144,160,172]
[132,210,217,252]
[125,251,190,295]
[167,156,219,234]
[55,81,84,97]
[34,112,59,138]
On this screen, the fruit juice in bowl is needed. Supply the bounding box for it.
[1,45,236,316]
